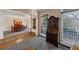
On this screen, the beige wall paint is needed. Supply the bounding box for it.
[49,9,61,17]
[38,9,61,18]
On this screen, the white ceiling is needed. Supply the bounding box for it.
[11,9,50,14]
[11,9,32,15]
[36,9,49,13]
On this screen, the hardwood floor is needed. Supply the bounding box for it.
[2,36,69,50]
[0,32,35,49]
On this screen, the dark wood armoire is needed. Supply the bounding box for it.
[46,16,59,47]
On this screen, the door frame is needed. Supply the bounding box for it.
[38,12,49,37]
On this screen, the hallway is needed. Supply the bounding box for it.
[0,9,76,50]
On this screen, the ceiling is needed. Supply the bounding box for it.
[11,9,32,15]
[36,9,49,13]
[11,9,50,14]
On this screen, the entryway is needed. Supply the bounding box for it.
[39,14,48,37]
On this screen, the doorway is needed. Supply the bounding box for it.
[39,14,48,37]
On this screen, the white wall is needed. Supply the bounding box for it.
[3,15,28,31]
[0,10,32,39]
[31,10,39,35]
[0,15,5,39]
[0,10,31,32]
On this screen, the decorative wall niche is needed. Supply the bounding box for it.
[33,18,36,29]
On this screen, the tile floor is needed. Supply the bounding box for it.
[2,36,69,50]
